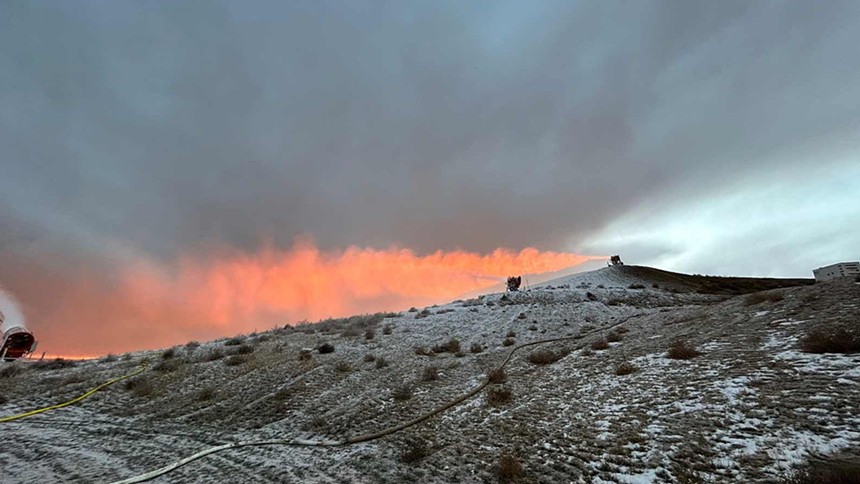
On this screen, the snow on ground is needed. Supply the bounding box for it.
[0,268,858,483]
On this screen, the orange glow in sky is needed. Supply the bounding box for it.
[38,239,599,356]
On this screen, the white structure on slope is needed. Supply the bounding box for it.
[813,261,860,282]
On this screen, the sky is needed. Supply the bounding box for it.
[1,1,859,356]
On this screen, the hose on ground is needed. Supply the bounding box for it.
[0,363,149,423]
[112,313,641,483]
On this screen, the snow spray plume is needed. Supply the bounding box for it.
[0,284,27,331]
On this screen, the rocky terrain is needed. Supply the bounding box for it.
[0,266,858,483]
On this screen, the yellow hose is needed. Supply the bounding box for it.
[0,363,148,423]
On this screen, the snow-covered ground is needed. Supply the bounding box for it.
[0,267,857,483]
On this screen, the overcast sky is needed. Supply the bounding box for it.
[1,1,859,353]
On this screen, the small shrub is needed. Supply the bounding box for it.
[498,453,525,482]
[363,354,376,363]
[586,292,598,301]
[502,338,515,347]
[667,340,701,360]
[392,385,413,401]
[224,337,244,346]
[800,327,860,354]
[606,331,623,343]
[400,440,428,464]
[606,298,623,306]
[597,284,605,288]
[591,338,609,351]
[0,393,7,404]
[33,358,77,370]
[628,284,645,289]
[486,386,512,406]
[506,330,516,338]
[431,338,461,354]
[340,328,360,338]
[125,377,154,397]
[470,343,484,353]
[273,388,291,401]
[580,347,594,357]
[517,313,527,320]
[101,354,118,363]
[615,361,638,376]
[454,350,466,358]
[375,357,389,369]
[488,368,507,384]
[298,349,313,361]
[616,327,629,334]
[195,387,216,401]
[383,324,393,335]
[204,348,225,361]
[318,343,335,354]
[413,346,433,356]
[334,361,352,373]
[231,344,254,355]
[408,307,418,312]
[162,347,177,359]
[528,349,561,365]
[782,459,860,484]
[225,354,250,366]
[744,292,784,306]
[422,366,439,381]
[415,308,432,319]
[0,364,23,378]
[154,358,184,373]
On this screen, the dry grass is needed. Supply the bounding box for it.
[615,361,638,376]
[488,368,507,384]
[606,331,623,343]
[431,338,461,354]
[486,386,513,407]
[470,343,484,353]
[383,324,394,335]
[392,385,413,402]
[0,364,23,378]
[400,440,429,464]
[667,340,701,360]
[744,291,785,306]
[422,365,439,381]
[154,358,185,373]
[334,361,352,373]
[195,387,216,401]
[363,354,376,363]
[800,327,860,354]
[782,459,860,484]
[591,338,609,351]
[364,329,375,340]
[33,358,77,370]
[498,453,525,482]
[125,377,155,398]
[225,354,251,366]
[223,336,245,346]
[528,349,561,365]
[375,357,389,369]
[502,338,515,347]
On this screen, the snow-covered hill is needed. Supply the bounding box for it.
[0,267,856,483]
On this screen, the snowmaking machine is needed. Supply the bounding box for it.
[0,310,37,360]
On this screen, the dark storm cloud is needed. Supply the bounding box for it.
[2,0,859,258]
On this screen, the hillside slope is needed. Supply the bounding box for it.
[0,269,856,483]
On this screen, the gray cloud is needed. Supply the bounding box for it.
[1,1,860,353]
[3,0,859,258]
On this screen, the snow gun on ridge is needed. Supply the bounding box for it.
[1,310,37,360]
